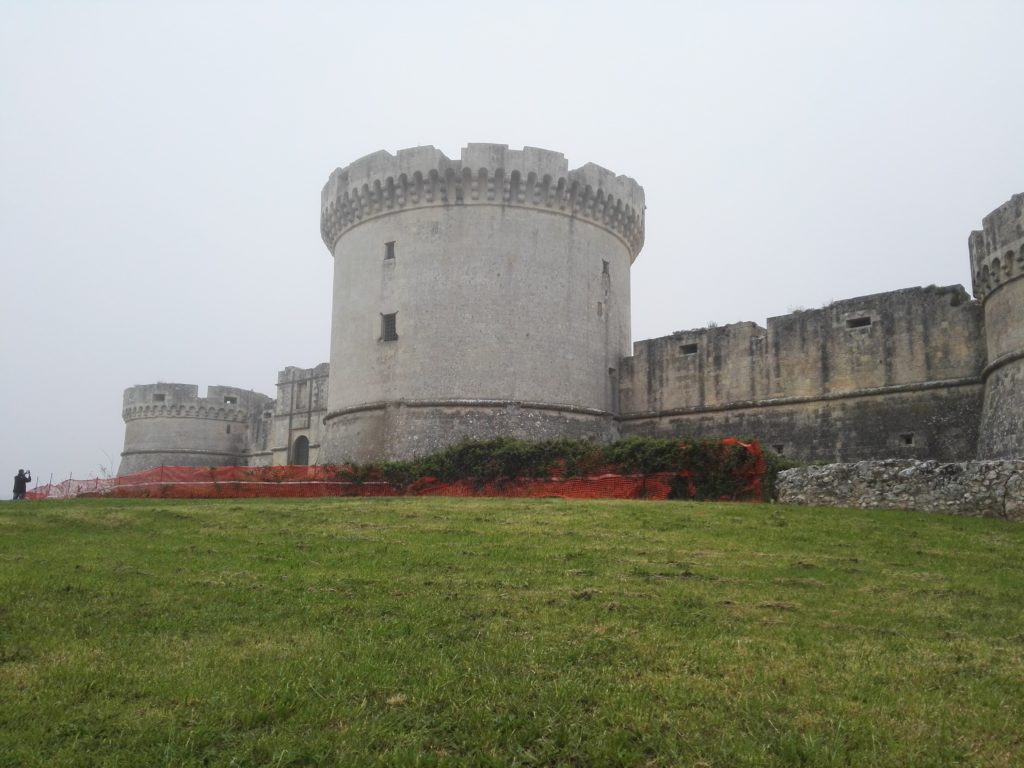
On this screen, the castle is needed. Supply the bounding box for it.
[118,144,1024,475]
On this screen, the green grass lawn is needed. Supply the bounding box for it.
[1,497,1022,767]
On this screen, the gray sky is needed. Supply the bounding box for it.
[2,0,1021,485]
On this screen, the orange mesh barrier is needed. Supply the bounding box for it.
[28,440,765,502]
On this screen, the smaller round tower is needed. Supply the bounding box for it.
[119,383,273,474]
[970,193,1024,458]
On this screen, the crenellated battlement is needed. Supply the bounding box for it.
[122,402,253,423]
[320,143,646,259]
[121,383,272,423]
[969,193,1024,299]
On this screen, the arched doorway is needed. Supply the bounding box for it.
[291,435,310,466]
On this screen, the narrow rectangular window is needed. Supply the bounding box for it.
[846,316,872,329]
[679,343,699,355]
[384,241,395,260]
[602,259,610,275]
[381,312,398,342]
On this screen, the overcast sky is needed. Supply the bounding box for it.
[2,0,1022,485]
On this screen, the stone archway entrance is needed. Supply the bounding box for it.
[291,435,310,466]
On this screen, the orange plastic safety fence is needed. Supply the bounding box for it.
[27,440,766,502]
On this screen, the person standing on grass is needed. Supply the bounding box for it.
[12,469,31,500]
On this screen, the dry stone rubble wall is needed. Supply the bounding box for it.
[777,459,1024,520]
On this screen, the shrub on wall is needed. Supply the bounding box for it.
[348,436,767,501]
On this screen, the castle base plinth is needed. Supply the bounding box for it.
[320,401,617,464]
[978,357,1024,459]
[119,448,248,476]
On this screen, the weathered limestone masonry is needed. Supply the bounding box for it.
[117,142,1022,481]
[618,286,986,462]
[118,366,327,475]
[777,461,1024,521]
[970,193,1024,459]
[119,384,273,475]
[267,364,329,466]
[618,194,1023,465]
[318,144,645,463]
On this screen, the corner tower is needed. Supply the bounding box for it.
[318,144,645,463]
[119,383,273,474]
[971,193,1024,458]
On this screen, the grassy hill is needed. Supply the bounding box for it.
[1,497,1022,767]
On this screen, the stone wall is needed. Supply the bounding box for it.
[621,384,983,463]
[776,460,1024,520]
[267,363,329,465]
[321,401,617,464]
[620,285,985,462]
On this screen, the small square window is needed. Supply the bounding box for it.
[679,343,699,355]
[384,241,395,260]
[381,312,398,342]
[773,444,785,454]
[153,393,166,402]
[224,396,238,405]
[899,433,915,446]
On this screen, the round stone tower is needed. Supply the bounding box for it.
[970,193,1024,458]
[119,383,273,474]
[318,144,645,463]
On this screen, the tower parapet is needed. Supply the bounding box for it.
[321,144,645,261]
[969,193,1024,300]
[971,193,1024,458]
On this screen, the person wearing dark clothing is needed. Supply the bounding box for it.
[13,469,31,500]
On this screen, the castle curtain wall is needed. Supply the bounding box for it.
[619,286,986,462]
